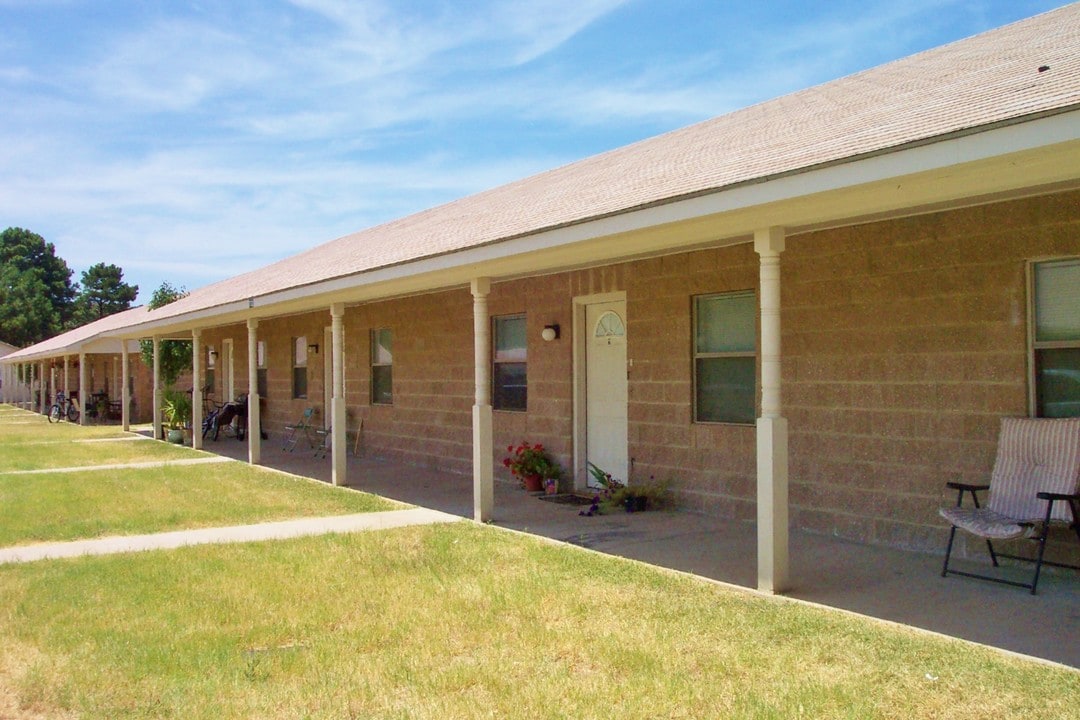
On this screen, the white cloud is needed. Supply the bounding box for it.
[86,20,271,111]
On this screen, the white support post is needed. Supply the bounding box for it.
[63,355,70,399]
[471,278,494,522]
[78,353,87,425]
[121,344,131,432]
[246,320,261,465]
[755,226,789,595]
[191,330,202,450]
[38,361,46,414]
[48,364,55,411]
[330,304,347,486]
[152,336,162,440]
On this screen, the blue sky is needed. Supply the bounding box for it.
[0,0,1068,302]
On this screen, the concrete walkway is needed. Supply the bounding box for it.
[0,508,460,564]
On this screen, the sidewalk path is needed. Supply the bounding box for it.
[0,508,461,564]
[0,456,231,475]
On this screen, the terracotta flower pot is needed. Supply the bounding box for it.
[523,474,544,492]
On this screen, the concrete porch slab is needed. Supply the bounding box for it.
[192,432,1080,668]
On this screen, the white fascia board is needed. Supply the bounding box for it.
[0,338,141,365]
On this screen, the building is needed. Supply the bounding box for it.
[4,6,1078,592]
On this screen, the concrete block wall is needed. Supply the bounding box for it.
[783,190,1080,556]
[190,189,1078,562]
[626,244,760,519]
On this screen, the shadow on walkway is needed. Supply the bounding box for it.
[191,431,1080,668]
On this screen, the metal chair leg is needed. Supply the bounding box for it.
[942,526,958,577]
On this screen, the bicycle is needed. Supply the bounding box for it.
[202,397,242,441]
[48,391,80,423]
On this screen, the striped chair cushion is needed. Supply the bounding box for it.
[987,417,1080,523]
[938,506,1027,539]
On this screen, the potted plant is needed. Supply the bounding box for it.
[503,442,561,492]
[581,464,672,515]
[610,478,672,513]
[161,388,192,444]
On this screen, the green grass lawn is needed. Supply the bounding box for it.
[0,463,404,546]
[0,435,199,472]
[0,524,1075,719]
[0,406,138,444]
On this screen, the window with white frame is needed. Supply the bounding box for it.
[1032,258,1080,418]
[256,340,268,398]
[493,314,527,411]
[371,328,393,405]
[694,291,756,424]
[292,336,308,399]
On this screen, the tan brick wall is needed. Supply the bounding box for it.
[626,245,760,520]
[189,190,1078,562]
[783,190,1080,556]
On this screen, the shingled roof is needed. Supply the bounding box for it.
[2,306,147,362]
[137,4,1079,325]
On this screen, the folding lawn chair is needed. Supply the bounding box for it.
[282,407,316,452]
[939,416,1080,594]
[312,424,331,460]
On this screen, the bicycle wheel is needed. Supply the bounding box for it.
[48,404,61,423]
[67,404,79,422]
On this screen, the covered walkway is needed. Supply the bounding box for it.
[192,432,1079,669]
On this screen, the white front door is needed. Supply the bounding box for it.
[585,300,628,487]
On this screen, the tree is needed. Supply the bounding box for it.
[0,227,76,344]
[73,262,138,324]
[139,282,192,387]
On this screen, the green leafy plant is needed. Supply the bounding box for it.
[161,388,192,430]
[582,465,672,515]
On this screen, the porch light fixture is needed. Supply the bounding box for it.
[541,324,560,342]
[308,343,320,354]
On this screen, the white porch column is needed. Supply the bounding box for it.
[246,320,261,465]
[471,278,494,522]
[38,361,46,414]
[755,226,789,594]
[191,330,203,450]
[121,344,131,432]
[48,364,55,411]
[63,355,70,398]
[152,336,162,440]
[330,304,347,486]
[78,353,87,425]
